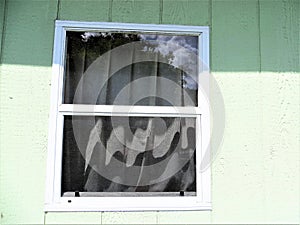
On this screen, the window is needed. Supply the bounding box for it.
[45,21,211,211]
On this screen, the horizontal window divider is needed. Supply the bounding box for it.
[59,104,202,116]
[59,112,198,118]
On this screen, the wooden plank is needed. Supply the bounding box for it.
[59,0,110,22]
[260,0,299,72]
[211,0,260,71]
[162,0,210,25]
[45,212,101,224]
[1,0,57,66]
[111,0,160,24]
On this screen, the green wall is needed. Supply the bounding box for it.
[0,0,299,224]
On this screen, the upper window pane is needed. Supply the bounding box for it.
[63,31,198,106]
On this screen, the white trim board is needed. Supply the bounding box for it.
[45,20,211,212]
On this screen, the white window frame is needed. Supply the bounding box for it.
[45,20,211,212]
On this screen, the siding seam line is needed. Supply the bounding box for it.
[56,0,60,20]
[209,0,212,73]
[50,0,60,66]
[159,0,163,24]
[43,212,46,225]
[109,0,113,22]
[258,0,262,72]
[0,0,7,64]
[209,0,212,26]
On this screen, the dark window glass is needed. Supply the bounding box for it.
[64,31,198,106]
[62,115,196,197]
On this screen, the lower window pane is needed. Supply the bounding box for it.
[62,115,196,197]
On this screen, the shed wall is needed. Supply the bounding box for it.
[0,0,299,224]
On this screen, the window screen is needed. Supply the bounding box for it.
[60,31,199,197]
